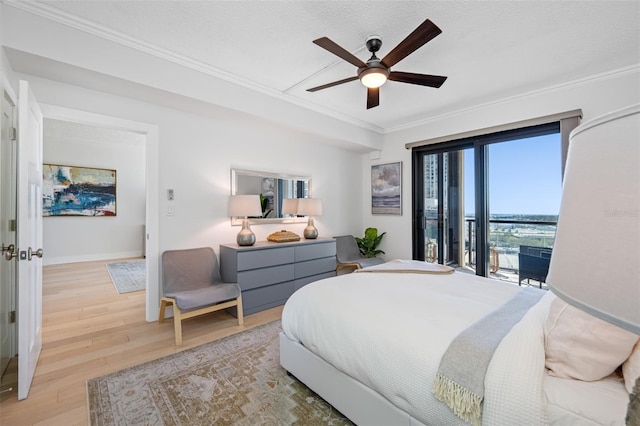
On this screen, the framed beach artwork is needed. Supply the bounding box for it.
[371,162,402,215]
[43,164,117,217]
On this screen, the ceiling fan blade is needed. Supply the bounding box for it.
[381,19,442,68]
[388,71,447,88]
[367,87,380,109]
[313,37,367,68]
[307,76,358,92]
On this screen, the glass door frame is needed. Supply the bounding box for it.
[412,122,563,277]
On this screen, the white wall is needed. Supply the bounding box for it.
[18,74,363,259]
[42,119,146,264]
[367,67,640,261]
[0,3,14,87]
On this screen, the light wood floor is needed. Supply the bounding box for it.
[0,259,283,425]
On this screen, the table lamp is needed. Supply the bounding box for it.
[282,198,299,217]
[297,198,323,239]
[228,195,262,246]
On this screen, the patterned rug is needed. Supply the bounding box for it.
[106,260,145,294]
[87,321,352,425]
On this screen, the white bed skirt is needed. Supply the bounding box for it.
[279,331,427,426]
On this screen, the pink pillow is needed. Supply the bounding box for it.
[623,339,640,393]
[544,298,638,381]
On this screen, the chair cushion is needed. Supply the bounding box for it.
[162,247,224,294]
[357,257,385,268]
[335,235,363,263]
[165,283,240,311]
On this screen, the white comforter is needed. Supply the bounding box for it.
[281,271,555,425]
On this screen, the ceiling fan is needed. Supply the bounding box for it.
[307,18,448,109]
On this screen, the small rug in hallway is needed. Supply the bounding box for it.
[106,260,145,294]
[86,321,352,425]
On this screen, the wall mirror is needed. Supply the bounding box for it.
[230,168,311,225]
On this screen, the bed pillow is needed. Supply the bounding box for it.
[544,298,638,381]
[623,339,640,393]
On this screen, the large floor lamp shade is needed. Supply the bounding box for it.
[546,104,640,335]
[228,195,262,246]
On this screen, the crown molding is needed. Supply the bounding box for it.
[3,0,384,134]
[385,64,640,134]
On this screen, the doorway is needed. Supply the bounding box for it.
[1,101,160,399]
[39,105,160,323]
[0,87,17,392]
[42,118,147,265]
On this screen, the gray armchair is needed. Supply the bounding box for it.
[335,235,385,272]
[159,247,243,345]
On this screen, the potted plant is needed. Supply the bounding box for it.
[259,193,273,218]
[355,227,386,258]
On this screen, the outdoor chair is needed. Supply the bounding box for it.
[159,247,243,345]
[518,245,552,288]
[335,235,384,273]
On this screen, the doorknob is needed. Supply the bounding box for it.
[27,247,43,261]
[4,246,17,261]
[1,244,14,254]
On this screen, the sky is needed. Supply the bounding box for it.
[464,133,562,216]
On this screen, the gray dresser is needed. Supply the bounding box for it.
[219,238,336,315]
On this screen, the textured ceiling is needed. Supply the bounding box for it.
[19,1,640,131]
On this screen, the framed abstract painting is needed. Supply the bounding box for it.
[43,164,117,216]
[371,162,402,215]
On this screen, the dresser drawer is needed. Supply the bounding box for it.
[295,257,336,279]
[242,281,295,313]
[295,271,336,291]
[220,238,336,316]
[295,241,336,262]
[237,264,295,290]
[237,246,294,271]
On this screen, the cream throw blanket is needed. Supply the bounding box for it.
[356,258,455,274]
[433,287,545,425]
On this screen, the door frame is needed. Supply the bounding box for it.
[40,104,160,322]
[0,73,18,373]
[412,122,564,277]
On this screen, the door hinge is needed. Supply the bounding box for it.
[9,310,15,324]
[9,220,16,232]
[10,127,16,141]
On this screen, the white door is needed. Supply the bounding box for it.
[0,88,17,378]
[16,80,43,400]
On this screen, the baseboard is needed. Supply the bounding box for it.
[43,251,144,266]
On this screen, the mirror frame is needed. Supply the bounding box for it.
[230,168,311,225]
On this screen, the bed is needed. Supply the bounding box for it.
[279,265,631,425]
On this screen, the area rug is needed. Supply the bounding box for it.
[87,321,352,425]
[105,260,145,294]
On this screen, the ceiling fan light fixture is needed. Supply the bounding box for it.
[360,67,389,88]
[307,18,446,108]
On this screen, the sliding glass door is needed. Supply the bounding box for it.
[416,149,471,268]
[413,121,566,280]
[486,133,562,283]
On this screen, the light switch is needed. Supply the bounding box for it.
[167,206,174,216]
[167,189,174,200]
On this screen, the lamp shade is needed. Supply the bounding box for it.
[282,198,299,215]
[228,195,262,218]
[546,104,640,334]
[297,198,323,216]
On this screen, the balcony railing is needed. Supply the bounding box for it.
[467,217,557,284]
[424,217,557,285]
